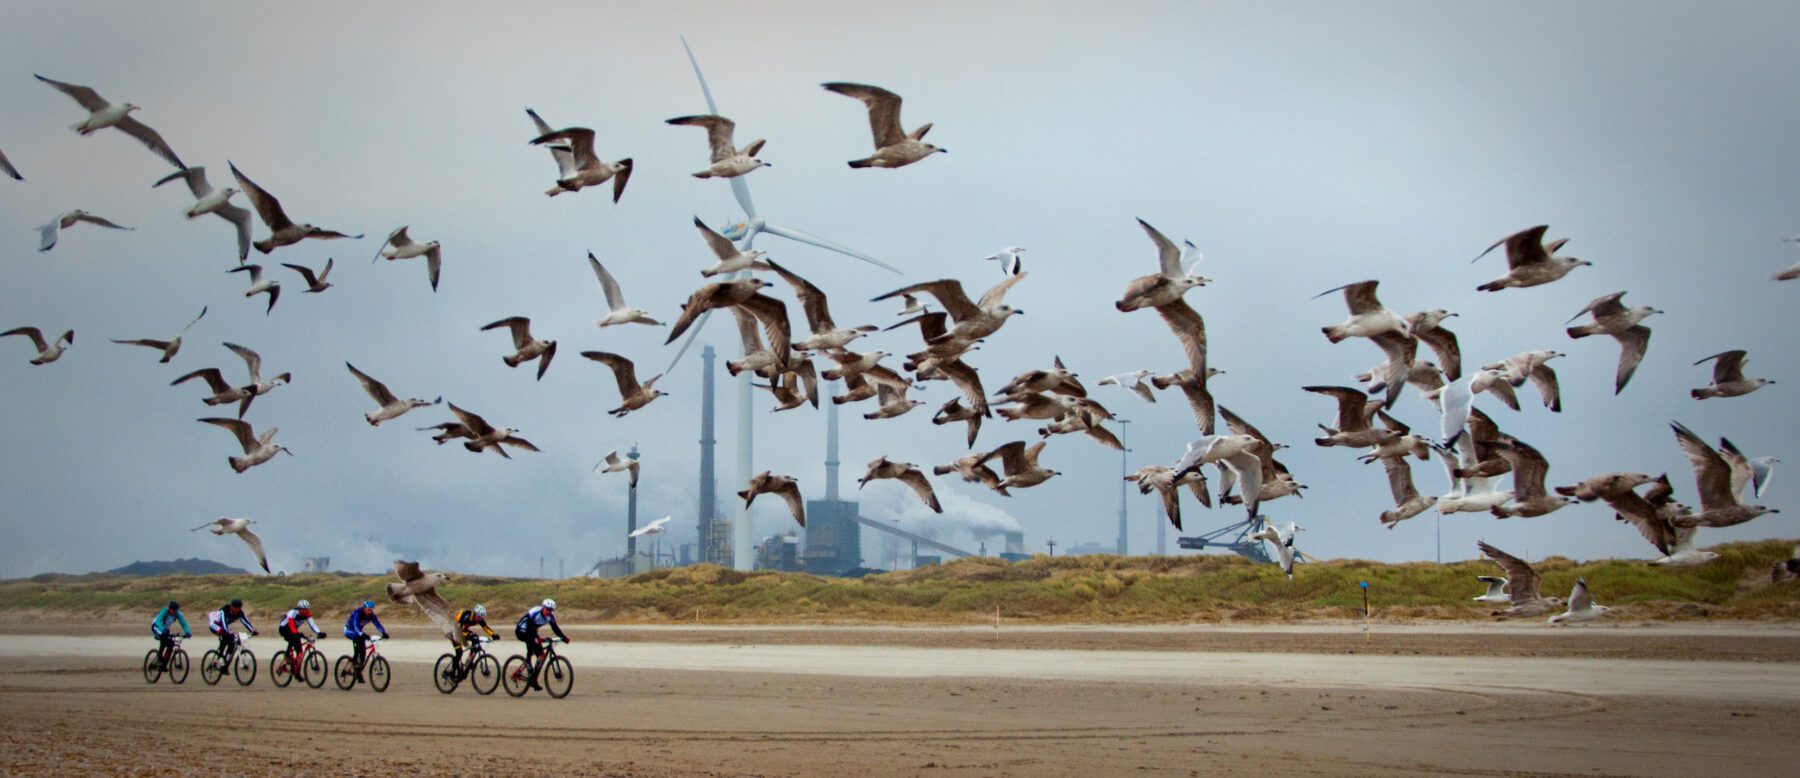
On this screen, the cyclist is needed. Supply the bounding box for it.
[514,599,570,690]
[149,600,191,669]
[277,599,326,667]
[451,604,497,674]
[206,598,258,660]
[342,600,389,675]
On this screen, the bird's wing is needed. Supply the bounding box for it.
[524,109,576,172]
[346,362,397,406]
[281,263,321,287]
[533,128,598,168]
[769,261,835,333]
[172,367,231,394]
[1477,541,1540,601]
[980,440,1030,475]
[237,526,271,573]
[499,435,540,452]
[1499,440,1551,498]
[693,216,741,261]
[1752,458,1777,498]
[1568,291,1628,324]
[582,351,641,396]
[976,271,1028,310]
[823,82,906,148]
[739,293,793,360]
[384,225,415,251]
[112,115,184,169]
[589,253,626,310]
[0,147,17,180]
[447,403,495,437]
[481,317,535,350]
[1137,219,1184,279]
[1416,326,1461,381]
[667,114,737,162]
[35,74,109,111]
[1154,299,1208,376]
[874,280,980,322]
[1529,364,1561,412]
[1567,579,1593,612]
[1500,225,1551,269]
[1612,326,1650,394]
[413,589,460,641]
[729,307,767,355]
[1609,493,1677,556]
[1341,280,1382,315]
[1383,457,1420,503]
[1173,377,1217,436]
[228,163,292,230]
[73,213,132,230]
[154,166,211,198]
[1672,422,1737,511]
[1704,350,1748,383]
[1223,451,1263,517]
[1304,386,1369,431]
[897,469,943,513]
[112,337,173,351]
[775,481,807,527]
[200,417,258,452]
[2,327,49,352]
[223,342,264,382]
[214,204,253,261]
[37,220,59,252]
[936,359,990,416]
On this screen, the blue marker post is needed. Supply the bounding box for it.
[1359,581,1371,642]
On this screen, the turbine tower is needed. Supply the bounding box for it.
[667,36,899,570]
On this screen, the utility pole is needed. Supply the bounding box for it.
[1047,538,1057,557]
[1116,418,1131,556]
[558,559,564,579]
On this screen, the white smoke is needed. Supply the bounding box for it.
[859,482,1023,547]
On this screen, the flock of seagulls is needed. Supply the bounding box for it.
[3,61,1792,617]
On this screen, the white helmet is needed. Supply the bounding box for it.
[541,599,556,610]
[474,604,487,617]
[296,599,310,609]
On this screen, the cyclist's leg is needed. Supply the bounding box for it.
[215,628,233,658]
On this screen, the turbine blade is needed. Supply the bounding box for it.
[761,222,901,274]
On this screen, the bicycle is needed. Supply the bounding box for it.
[201,632,258,687]
[502,636,572,699]
[334,635,391,692]
[142,635,189,685]
[434,635,501,695]
[270,636,328,689]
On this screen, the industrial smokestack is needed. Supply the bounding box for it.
[699,346,717,563]
[825,388,840,501]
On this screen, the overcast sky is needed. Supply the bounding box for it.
[2,2,1796,577]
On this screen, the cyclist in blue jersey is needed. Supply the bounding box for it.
[514,599,569,690]
[342,600,388,675]
[149,601,191,670]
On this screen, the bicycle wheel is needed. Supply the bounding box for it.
[142,650,163,684]
[201,650,224,686]
[234,649,257,686]
[544,656,573,699]
[270,653,293,688]
[334,655,357,690]
[303,650,328,689]
[168,650,190,685]
[369,656,390,693]
[501,656,531,697]
[471,654,501,696]
[433,654,459,694]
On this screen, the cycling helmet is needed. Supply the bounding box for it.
[541,598,557,610]
[296,599,310,609]
[167,600,180,610]
[362,600,376,609]
[229,598,243,608]
[474,604,487,617]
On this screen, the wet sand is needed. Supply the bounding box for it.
[2,625,1796,776]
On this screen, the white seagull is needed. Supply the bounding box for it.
[1548,579,1611,625]
[227,264,280,315]
[199,417,291,474]
[111,306,206,363]
[2,326,74,365]
[594,449,641,487]
[374,226,442,292]
[153,166,254,261]
[38,210,132,252]
[694,216,771,277]
[1472,576,1511,604]
[589,253,662,328]
[346,362,439,426]
[1251,521,1308,580]
[984,246,1025,276]
[35,74,184,169]
[191,518,271,574]
[629,516,672,539]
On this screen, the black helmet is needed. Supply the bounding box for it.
[229,598,243,608]
[167,601,180,610]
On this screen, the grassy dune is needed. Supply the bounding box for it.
[4,540,1797,625]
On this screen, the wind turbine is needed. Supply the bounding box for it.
[668,36,900,570]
